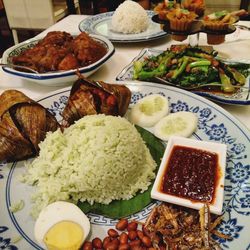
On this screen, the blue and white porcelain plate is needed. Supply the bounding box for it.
[0,82,249,249]
[78,11,168,43]
[116,48,250,105]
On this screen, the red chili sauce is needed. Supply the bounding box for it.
[160,145,219,203]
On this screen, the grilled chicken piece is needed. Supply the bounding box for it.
[62,77,131,127]
[0,90,60,162]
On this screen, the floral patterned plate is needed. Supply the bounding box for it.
[116,48,250,105]
[0,81,249,249]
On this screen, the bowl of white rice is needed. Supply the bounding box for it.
[22,114,156,217]
[111,0,149,34]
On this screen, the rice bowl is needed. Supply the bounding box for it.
[22,115,156,217]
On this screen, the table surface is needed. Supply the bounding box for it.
[0,15,250,130]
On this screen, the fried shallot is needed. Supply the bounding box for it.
[143,203,227,250]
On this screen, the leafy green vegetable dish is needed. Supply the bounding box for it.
[78,126,165,218]
[133,45,250,93]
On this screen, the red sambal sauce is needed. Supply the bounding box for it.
[160,145,220,203]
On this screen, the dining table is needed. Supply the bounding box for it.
[0,14,250,130]
[0,14,250,250]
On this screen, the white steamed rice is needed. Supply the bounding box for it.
[22,114,156,217]
[111,0,149,34]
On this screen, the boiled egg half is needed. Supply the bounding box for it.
[34,201,90,250]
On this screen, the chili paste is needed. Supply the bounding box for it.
[160,145,219,202]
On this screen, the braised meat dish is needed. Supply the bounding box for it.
[11,31,107,73]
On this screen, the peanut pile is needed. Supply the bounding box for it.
[82,219,153,250]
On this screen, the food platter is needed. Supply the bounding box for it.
[0,81,249,249]
[78,11,168,43]
[116,48,250,105]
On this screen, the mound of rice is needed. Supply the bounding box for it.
[111,0,149,34]
[22,115,156,217]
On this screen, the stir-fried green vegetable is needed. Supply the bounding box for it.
[133,45,249,93]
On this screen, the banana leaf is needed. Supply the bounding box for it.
[0,90,60,162]
[62,78,131,127]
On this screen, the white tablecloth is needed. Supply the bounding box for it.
[0,15,250,130]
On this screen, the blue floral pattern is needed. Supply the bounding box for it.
[0,227,17,250]
[213,219,243,249]
[170,100,189,112]
[0,162,5,179]
[47,95,68,118]
[0,86,249,249]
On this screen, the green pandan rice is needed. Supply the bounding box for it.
[22,114,156,217]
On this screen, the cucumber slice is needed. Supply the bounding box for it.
[154,111,198,141]
[129,94,169,127]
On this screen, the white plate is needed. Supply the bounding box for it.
[1,34,115,86]
[116,48,250,105]
[0,81,249,249]
[78,11,168,43]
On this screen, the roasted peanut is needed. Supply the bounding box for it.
[82,241,93,250]
[142,225,150,236]
[128,230,137,240]
[141,236,151,247]
[116,219,128,231]
[111,238,120,246]
[127,221,138,231]
[136,230,144,240]
[118,243,130,250]
[129,239,141,247]
[92,237,102,249]
[103,236,112,249]
[119,232,128,244]
[106,239,119,250]
[130,246,144,250]
[108,229,119,238]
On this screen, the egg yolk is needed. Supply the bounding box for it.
[43,221,84,250]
